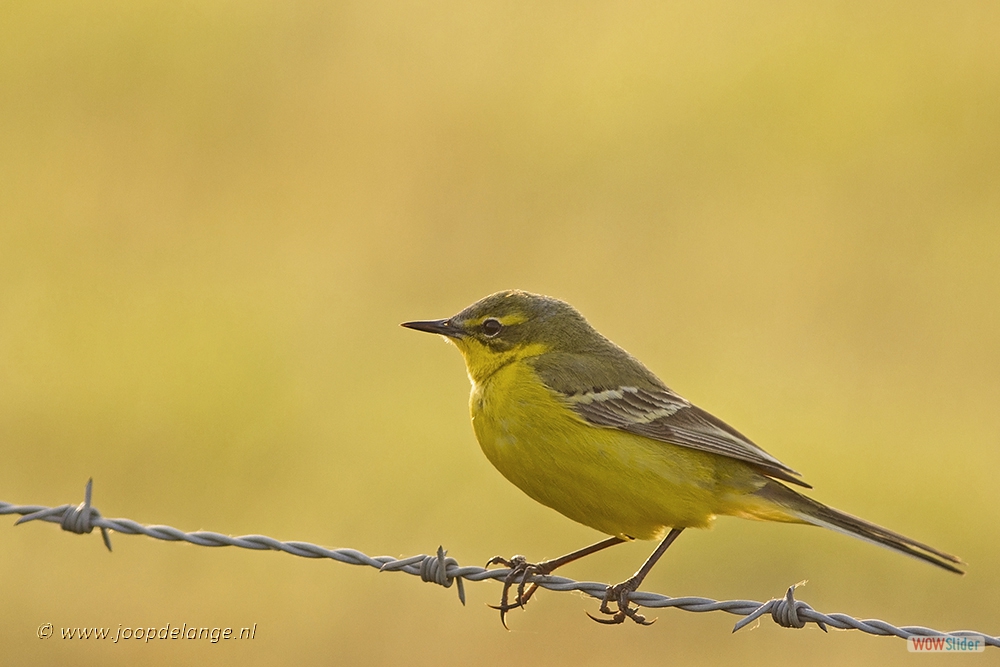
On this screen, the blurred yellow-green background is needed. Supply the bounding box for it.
[2,2,998,665]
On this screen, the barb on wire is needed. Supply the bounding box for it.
[1,479,995,647]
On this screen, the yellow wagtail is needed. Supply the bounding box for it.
[402,290,962,625]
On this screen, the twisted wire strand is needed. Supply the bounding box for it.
[2,480,995,647]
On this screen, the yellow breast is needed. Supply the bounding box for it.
[468,360,766,540]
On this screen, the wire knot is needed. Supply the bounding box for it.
[769,585,809,629]
[61,497,98,535]
[733,583,827,633]
[15,479,113,551]
[419,546,466,605]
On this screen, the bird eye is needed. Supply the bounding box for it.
[482,318,503,337]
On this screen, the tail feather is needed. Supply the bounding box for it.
[756,481,964,574]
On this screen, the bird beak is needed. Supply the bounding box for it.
[400,318,464,339]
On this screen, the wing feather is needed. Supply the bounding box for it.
[565,385,810,488]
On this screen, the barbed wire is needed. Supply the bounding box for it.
[2,479,995,647]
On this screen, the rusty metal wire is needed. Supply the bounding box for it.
[2,479,995,647]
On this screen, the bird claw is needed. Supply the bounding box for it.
[588,578,656,626]
[485,554,551,628]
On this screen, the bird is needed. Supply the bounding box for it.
[401,290,963,626]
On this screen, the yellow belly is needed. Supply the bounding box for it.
[470,361,776,540]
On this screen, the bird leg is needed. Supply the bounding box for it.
[588,527,685,626]
[486,536,627,628]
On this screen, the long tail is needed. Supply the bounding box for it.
[755,481,964,574]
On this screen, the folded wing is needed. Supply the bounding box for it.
[563,385,810,488]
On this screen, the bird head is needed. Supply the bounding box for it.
[401,290,604,384]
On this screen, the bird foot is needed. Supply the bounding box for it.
[484,554,553,628]
[586,577,656,626]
